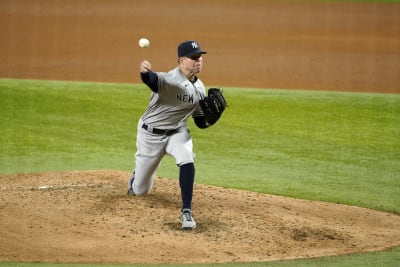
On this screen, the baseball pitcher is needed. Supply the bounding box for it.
[127,40,227,230]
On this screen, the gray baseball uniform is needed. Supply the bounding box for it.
[128,40,209,230]
[131,66,205,195]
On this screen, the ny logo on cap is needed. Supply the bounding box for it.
[191,42,199,49]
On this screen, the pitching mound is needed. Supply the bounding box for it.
[1,171,399,264]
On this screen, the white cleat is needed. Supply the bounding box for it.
[181,209,196,230]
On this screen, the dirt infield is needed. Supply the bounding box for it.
[1,171,400,264]
[1,0,400,265]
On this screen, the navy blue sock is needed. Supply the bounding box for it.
[179,163,195,211]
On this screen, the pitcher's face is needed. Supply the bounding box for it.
[181,54,203,75]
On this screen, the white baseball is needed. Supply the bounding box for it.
[138,38,150,48]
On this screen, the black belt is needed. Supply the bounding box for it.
[142,123,179,136]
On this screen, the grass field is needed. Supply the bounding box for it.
[1,247,400,267]
[1,78,399,266]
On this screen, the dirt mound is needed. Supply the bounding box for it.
[1,170,399,264]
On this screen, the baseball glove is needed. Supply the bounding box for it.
[199,88,227,125]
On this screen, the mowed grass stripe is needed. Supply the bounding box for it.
[1,78,399,214]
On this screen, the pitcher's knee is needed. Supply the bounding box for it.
[134,190,148,196]
[134,185,152,196]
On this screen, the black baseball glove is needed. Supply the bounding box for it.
[199,88,227,125]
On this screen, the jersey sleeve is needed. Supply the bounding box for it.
[141,70,159,92]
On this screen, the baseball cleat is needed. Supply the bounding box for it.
[181,209,196,230]
[127,188,135,196]
[127,172,136,196]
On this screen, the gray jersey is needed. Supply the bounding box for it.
[141,67,206,129]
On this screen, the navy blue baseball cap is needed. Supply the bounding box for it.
[178,40,207,57]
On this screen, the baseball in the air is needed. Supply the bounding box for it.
[138,38,150,48]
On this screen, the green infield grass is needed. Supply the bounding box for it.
[0,246,399,267]
[1,78,399,266]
